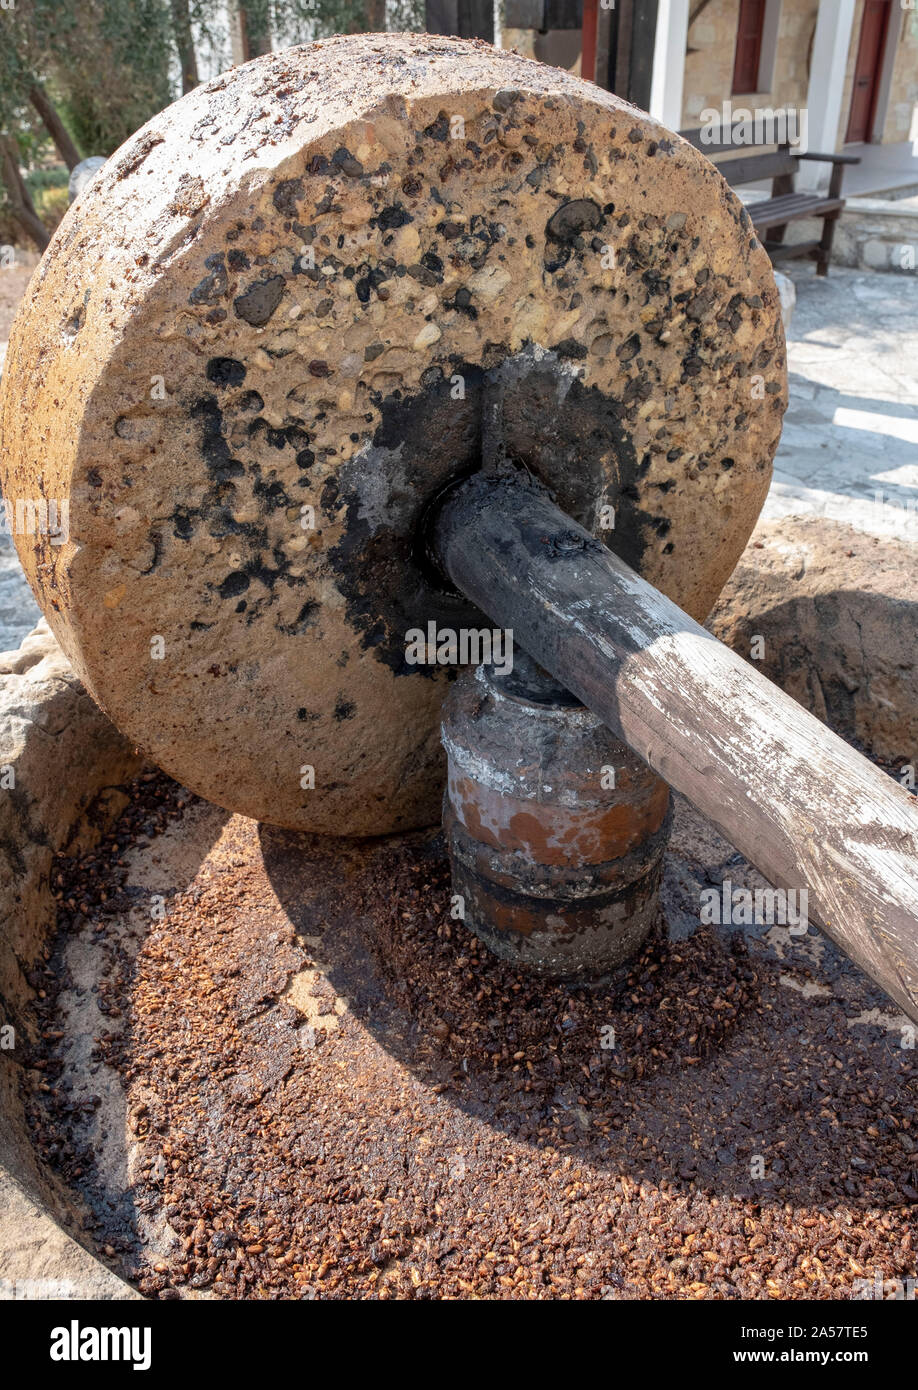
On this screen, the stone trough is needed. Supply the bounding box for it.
[1,516,915,1301]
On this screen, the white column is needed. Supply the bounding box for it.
[649,0,690,132]
[798,0,858,191]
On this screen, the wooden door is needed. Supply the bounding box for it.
[846,0,893,144]
[732,0,766,95]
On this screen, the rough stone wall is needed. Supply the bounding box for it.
[0,620,142,1022]
[883,4,918,143]
[761,193,918,271]
[830,198,918,272]
[0,619,142,1299]
[681,0,819,129]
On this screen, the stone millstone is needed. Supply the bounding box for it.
[0,34,787,834]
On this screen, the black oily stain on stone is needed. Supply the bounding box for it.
[555,339,587,360]
[423,112,450,143]
[249,417,290,450]
[325,367,489,678]
[172,506,195,541]
[234,275,286,326]
[325,356,649,677]
[206,357,247,388]
[191,395,245,483]
[190,253,228,305]
[252,471,293,512]
[277,600,319,637]
[273,178,304,217]
[331,146,363,178]
[499,363,651,578]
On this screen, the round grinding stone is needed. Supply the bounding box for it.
[0,34,787,834]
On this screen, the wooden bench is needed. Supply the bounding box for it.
[680,124,861,277]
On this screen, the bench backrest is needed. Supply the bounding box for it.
[679,124,800,188]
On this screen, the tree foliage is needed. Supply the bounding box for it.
[29,0,175,156]
[0,0,425,248]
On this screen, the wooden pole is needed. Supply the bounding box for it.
[434,472,918,1023]
[581,0,599,81]
[425,0,494,39]
[627,0,660,110]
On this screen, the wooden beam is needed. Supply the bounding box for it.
[608,0,632,95]
[629,0,660,110]
[426,0,493,38]
[457,0,494,39]
[434,472,918,1024]
[581,0,598,81]
[594,0,615,91]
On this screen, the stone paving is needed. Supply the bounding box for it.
[0,532,40,653]
[0,264,915,653]
[0,257,42,651]
[762,265,918,547]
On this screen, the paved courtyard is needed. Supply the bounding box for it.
[0,264,916,653]
[763,265,918,546]
[0,529,40,652]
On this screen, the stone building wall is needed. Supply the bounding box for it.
[681,0,819,130]
[681,0,916,149]
[837,1,918,147]
[883,4,918,143]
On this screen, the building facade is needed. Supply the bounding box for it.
[678,0,918,148]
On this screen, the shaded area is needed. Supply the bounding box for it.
[19,773,918,1300]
